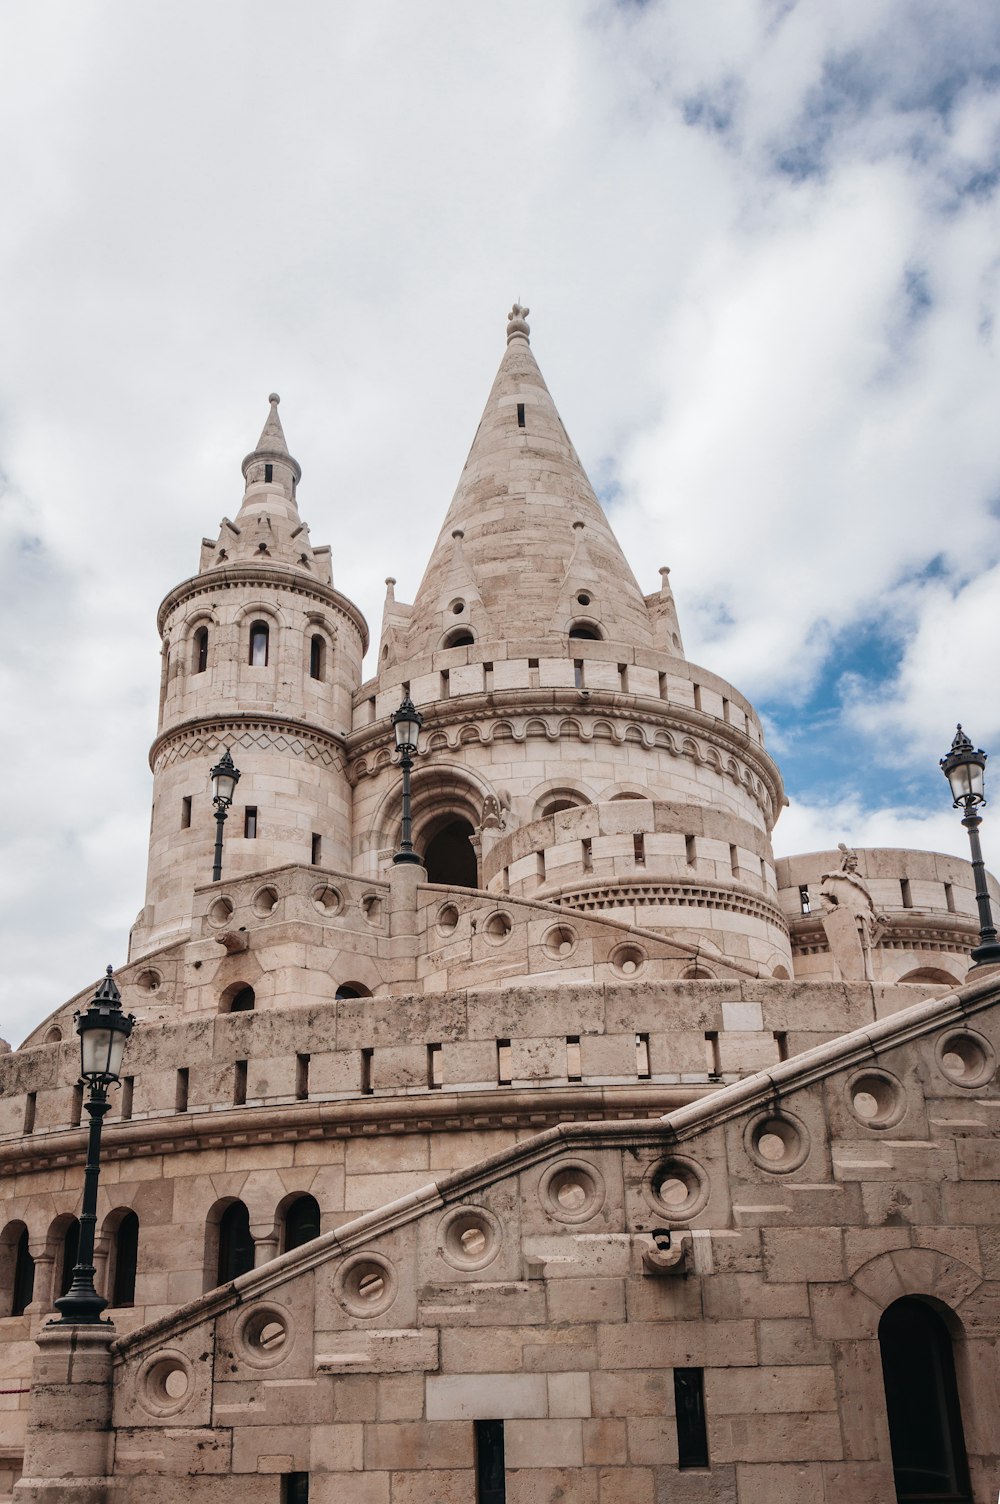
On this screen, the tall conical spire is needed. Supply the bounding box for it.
[241,392,302,489]
[399,307,656,658]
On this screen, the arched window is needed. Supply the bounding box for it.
[110,1211,139,1308]
[193,626,209,674]
[281,1195,321,1254]
[879,1297,971,1502]
[248,621,270,667]
[442,628,474,649]
[540,799,579,817]
[58,1218,80,1298]
[222,985,255,1014]
[309,634,326,681]
[335,982,372,1000]
[569,622,602,640]
[216,1201,254,1285]
[3,1224,34,1317]
[423,819,478,888]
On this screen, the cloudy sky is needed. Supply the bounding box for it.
[2,1,999,1045]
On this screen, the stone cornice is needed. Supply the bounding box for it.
[0,1082,715,1177]
[347,690,785,822]
[157,564,369,650]
[149,713,347,773]
[555,878,790,933]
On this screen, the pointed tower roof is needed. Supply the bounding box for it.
[241,392,301,485]
[401,307,655,657]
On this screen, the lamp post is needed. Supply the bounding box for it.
[52,968,135,1324]
[210,748,241,882]
[391,696,424,865]
[940,725,1000,971]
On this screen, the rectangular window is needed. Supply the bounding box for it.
[440,669,450,699]
[264,462,274,483]
[658,671,667,699]
[516,402,525,428]
[497,1038,512,1086]
[633,833,645,866]
[618,663,629,692]
[244,806,258,839]
[23,1091,36,1135]
[401,680,410,698]
[900,878,913,909]
[234,1060,247,1107]
[120,1076,134,1121]
[501,866,510,892]
[944,881,956,913]
[685,834,697,866]
[674,1367,709,1469]
[427,1043,443,1089]
[475,1418,506,1504]
[722,696,731,723]
[360,1048,374,1096]
[483,662,494,692]
[693,684,703,712]
[729,844,739,876]
[528,658,539,688]
[799,884,811,915]
[535,849,546,883]
[311,833,322,865]
[705,1032,721,1077]
[296,1053,310,1101]
[774,1031,789,1062]
[582,837,593,872]
[368,696,376,723]
[70,1083,83,1127]
[175,1068,189,1113]
[574,658,585,689]
[181,795,192,829]
[636,1033,651,1079]
[281,1474,309,1504]
[566,1035,582,1081]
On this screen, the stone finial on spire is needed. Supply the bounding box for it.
[506,303,530,345]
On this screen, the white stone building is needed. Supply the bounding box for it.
[1,308,998,1503]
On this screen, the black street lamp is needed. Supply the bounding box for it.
[391,696,424,865]
[52,968,135,1324]
[940,725,1000,971]
[210,748,241,882]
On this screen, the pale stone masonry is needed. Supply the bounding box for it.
[1,307,998,1501]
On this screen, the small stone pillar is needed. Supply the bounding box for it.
[14,1323,115,1503]
[387,860,427,988]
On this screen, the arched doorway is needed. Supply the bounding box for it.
[878,1297,971,1501]
[423,818,478,888]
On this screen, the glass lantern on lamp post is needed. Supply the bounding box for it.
[940,725,1000,971]
[52,968,135,1324]
[391,697,424,865]
[210,747,241,882]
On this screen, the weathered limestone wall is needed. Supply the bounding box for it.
[22,978,993,1504]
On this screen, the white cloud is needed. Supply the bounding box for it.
[1,0,999,1044]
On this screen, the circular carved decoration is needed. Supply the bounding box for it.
[644,1155,711,1218]
[847,1069,906,1130]
[334,1253,397,1317]
[437,1207,503,1272]
[251,885,279,918]
[312,884,343,915]
[483,911,512,944]
[542,924,578,960]
[208,896,235,927]
[137,1350,194,1418]
[610,944,646,978]
[744,1111,811,1173]
[539,1158,606,1224]
[436,903,460,935]
[937,1029,996,1089]
[234,1303,292,1368]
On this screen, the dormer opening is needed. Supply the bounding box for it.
[442,627,475,649]
[249,621,269,667]
[569,621,603,641]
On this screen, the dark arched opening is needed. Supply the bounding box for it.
[224,986,256,1014]
[423,819,478,888]
[442,628,475,649]
[111,1211,139,1308]
[281,1195,321,1253]
[879,1297,971,1502]
[335,983,372,1000]
[248,621,269,667]
[5,1225,34,1316]
[217,1201,254,1285]
[58,1219,80,1298]
[569,623,602,640]
[193,626,209,674]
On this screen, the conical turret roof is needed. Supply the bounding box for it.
[402,308,655,656]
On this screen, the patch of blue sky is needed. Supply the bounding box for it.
[681,78,742,138]
[761,615,912,807]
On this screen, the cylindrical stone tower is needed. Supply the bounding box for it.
[131,396,368,958]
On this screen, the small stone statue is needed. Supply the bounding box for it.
[479,794,506,832]
[837,843,859,874]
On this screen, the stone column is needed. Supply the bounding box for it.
[387,860,427,990]
[14,1322,115,1503]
